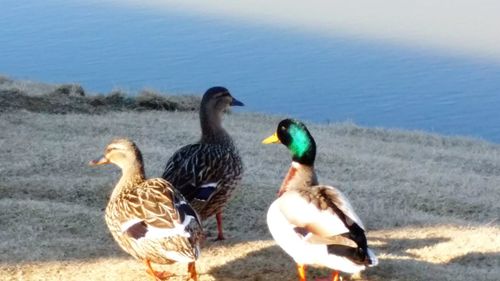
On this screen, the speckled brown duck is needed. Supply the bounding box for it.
[262,119,378,281]
[162,86,244,240]
[90,138,202,281]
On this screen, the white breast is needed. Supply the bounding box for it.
[267,199,368,274]
[267,200,326,265]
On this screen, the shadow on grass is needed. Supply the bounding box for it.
[0,180,270,265]
[1,179,497,280]
[207,243,295,281]
[449,251,500,269]
[366,237,499,280]
[206,236,499,281]
[2,197,499,281]
[366,252,500,281]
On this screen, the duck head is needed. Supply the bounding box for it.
[201,86,244,113]
[89,138,144,172]
[262,119,316,166]
[199,87,244,143]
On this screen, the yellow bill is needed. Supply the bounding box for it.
[262,132,281,144]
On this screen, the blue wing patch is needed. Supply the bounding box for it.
[194,186,217,201]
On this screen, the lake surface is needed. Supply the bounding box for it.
[2,0,500,142]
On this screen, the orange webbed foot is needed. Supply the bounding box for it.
[297,264,306,281]
[187,262,198,281]
[146,269,173,281]
[144,259,173,281]
[314,271,340,281]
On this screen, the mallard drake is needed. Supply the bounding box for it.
[90,138,203,281]
[262,119,378,281]
[162,86,244,241]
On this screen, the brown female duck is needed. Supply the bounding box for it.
[162,87,244,240]
[90,138,202,280]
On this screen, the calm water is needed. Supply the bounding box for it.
[2,1,500,142]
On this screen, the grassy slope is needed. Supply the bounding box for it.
[0,110,499,281]
[0,75,201,113]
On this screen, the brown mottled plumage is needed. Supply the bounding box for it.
[162,87,244,240]
[90,138,202,281]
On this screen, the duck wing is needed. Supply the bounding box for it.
[278,185,367,249]
[162,143,241,201]
[116,178,201,241]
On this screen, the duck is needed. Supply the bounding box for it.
[262,119,378,281]
[162,86,244,241]
[89,138,203,281]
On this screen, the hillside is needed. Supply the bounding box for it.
[0,78,499,280]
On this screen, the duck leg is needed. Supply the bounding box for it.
[215,212,225,240]
[187,261,198,281]
[144,259,172,280]
[332,271,339,281]
[297,264,306,281]
[314,271,340,281]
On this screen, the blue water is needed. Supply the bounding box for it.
[1,1,500,142]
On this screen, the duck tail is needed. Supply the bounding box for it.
[365,248,378,267]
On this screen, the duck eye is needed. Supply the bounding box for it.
[280,126,286,131]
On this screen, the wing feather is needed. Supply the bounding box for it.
[162,143,242,201]
[117,179,186,235]
[275,185,374,266]
[278,185,366,239]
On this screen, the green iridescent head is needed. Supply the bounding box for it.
[262,119,316,165]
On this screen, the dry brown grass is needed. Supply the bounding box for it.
[1,110,499,281]
[0,76,201,114]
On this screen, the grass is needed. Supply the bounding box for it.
[0,75,201,113]
[0,78,499,281]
